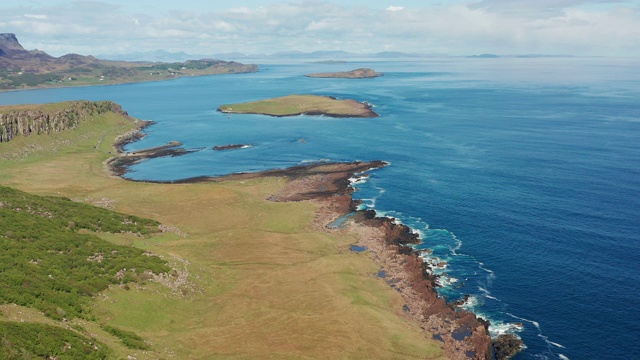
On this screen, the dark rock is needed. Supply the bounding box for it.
[453,294,472,307]
[452,326,473,341]
[0,33,25,53]
[492,334,523,360]
[213,144,252,151]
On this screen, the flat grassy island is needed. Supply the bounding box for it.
[218,94,379,118]
[306,68,382,79]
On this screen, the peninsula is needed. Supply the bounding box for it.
[218,94,379,118]
[0,33,257,91]
[1,101,521,359]
[306,68,382,79]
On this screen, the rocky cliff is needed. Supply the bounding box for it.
[0,33,26,54]
[0,101,128,143]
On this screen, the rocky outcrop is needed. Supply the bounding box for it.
[0,33,25,53]
[0,33,54,68]
[213,144,252,150]
[492,334,524,359]
[0,100,128,142]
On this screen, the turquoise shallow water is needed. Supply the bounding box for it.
[1,58,639,359]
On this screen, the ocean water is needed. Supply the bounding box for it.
[1,58,639,359]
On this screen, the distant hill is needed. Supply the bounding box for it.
[98,50,204,62]
[0,34,258,90]
[97,48,450,62]
[0,33,55,70]
[466,54,500,58]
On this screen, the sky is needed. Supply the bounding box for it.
[2,0,639,57]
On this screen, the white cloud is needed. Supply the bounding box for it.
[24,14,48,19]
[1,0,639,57]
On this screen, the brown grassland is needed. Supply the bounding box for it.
[0,108,444,358]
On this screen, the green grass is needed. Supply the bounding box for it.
[102,325,149,350]
[0,321,111,360]
[0,186,169,320]
[219,94,378,117]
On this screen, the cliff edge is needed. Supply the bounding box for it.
[0,101,128,142]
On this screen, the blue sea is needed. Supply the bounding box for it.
[1,57,639,359]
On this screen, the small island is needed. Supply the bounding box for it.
[218,95,379,118]
[213,144,253,151]
[305,68,382,79]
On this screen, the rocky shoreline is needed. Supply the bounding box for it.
[266,161,523,360]
[108,144,523,359]
[107,121,202,177]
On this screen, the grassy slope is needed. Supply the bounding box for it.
[219,94,377,117]
[0,185,168,320]
[0,106,444,359]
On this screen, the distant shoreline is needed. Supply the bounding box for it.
[0,69,258,93]
[305,68,382,79]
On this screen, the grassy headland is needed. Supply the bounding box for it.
[218,94,379,118]
[0,102,443,359]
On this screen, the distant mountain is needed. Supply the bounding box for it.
[98,50,205,62]
[0,34,257,90]
[0,33,55,70]
[373,51,438,58]
[0,33,27,53]
[96,49,451,62]
[466,53,575,59]
[99,50,576,62]
[467,54,500,58]
[513,54,575,58]
[99,50,272,62]
[264,50,447,60]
